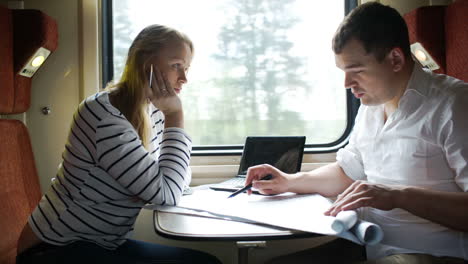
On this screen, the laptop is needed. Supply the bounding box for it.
[210,136,306,193]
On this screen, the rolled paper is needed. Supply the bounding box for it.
[350,220,384,245]
[331,210,358,233]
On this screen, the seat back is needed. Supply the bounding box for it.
[444,0,468,82]
[0,120,42,262]
[0,5,57,263]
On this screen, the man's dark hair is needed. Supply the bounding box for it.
[332,2,411,62]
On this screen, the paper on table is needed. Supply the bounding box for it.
[151,189,383,245]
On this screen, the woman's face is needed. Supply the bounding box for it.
[149,40,192,95]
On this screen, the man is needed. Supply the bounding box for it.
[246,2,468,263]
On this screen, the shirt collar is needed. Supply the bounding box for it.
[404,63,431,97]
[395,64,432,117]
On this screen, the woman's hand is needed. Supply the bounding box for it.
[149,65,184,128]
[149,65,183,115]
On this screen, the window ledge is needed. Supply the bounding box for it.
[190,160,334,186]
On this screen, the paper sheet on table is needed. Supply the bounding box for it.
[149,189,383,245]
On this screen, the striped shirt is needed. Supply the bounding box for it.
[29,91,192,249]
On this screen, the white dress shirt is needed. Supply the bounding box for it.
[336,65,468,260]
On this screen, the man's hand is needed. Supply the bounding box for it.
[245,164,293,195]
[325,180,402,216]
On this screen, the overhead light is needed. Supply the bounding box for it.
[31,55,45,67]
[18,47,51,77]
[414,49,427,62]
[410,42,440,71]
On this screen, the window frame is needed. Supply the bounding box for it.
[101,0,359,156]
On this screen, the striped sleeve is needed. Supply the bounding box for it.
[96,115,192,206]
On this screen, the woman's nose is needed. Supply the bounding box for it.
[179,71,187,84]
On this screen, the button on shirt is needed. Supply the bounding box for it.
[336,65,468,260]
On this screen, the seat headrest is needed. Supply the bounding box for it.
[404,0,468,82]
[404,6,446,74]
[0,6,15,114]
[0,5,58,115]
[444,0,468,82]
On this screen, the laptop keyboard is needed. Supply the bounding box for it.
[220,177,246,188]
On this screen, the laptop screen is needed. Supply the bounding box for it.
[237,136,306,176]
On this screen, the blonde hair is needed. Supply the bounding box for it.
[105,25,193,149]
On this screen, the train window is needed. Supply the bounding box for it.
[103,0,359,154]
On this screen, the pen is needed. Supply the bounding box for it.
[227,174,273,198]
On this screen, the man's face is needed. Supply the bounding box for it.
[335,38,398,106]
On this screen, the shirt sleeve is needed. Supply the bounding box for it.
[96,114,192,205]
[149,105,192,189]
[336,107,366,181]
[185,166,192,188]
[439,83,468,192]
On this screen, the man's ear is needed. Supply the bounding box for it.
[387,47,406,72]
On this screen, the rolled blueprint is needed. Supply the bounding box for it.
[330,210,383,245]
[331,210,358,233]
[349,219,383,245]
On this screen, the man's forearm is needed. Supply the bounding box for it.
[289,162,354,197]
[396,187,468,232]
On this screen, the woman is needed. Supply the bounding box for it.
[16,24,220,264]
